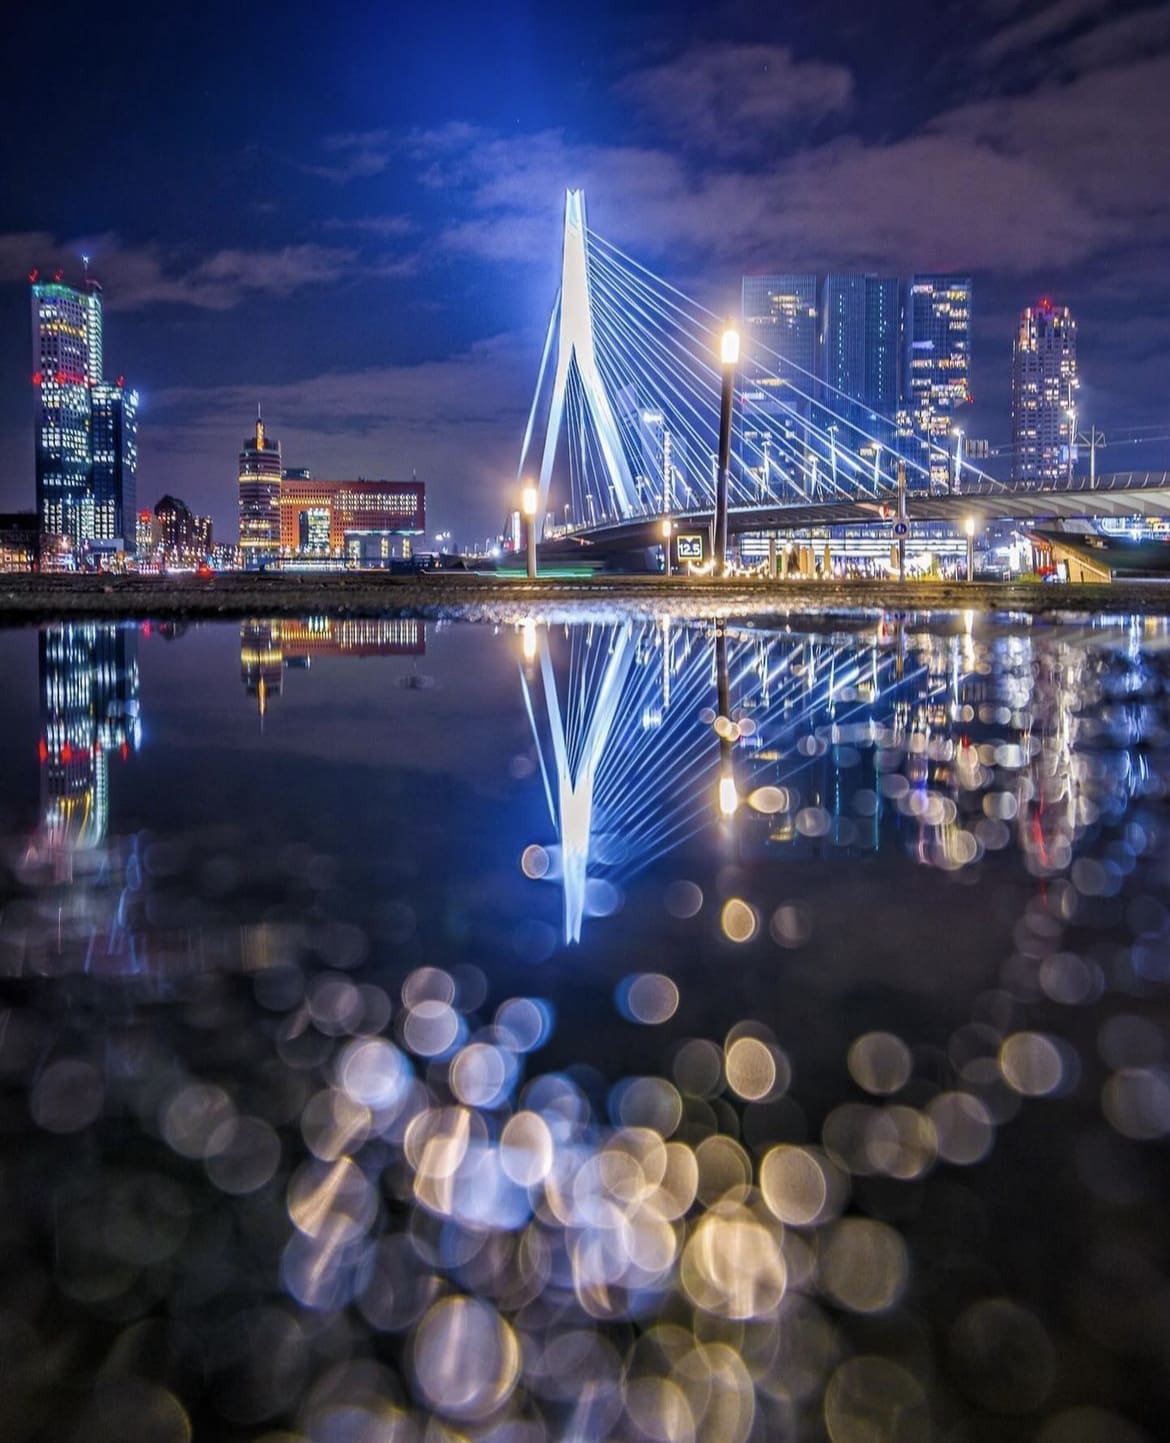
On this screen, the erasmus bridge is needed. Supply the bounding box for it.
[517,190,1170,558]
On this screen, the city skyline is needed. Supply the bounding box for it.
[1,0,1169,540]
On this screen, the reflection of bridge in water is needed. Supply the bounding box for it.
[521,191,1170,559]
[522,613,1112,943]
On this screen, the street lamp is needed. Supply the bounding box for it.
[521,484,538,580]
[661,516,673,578]
[715,324,739,577]
[965,515,975,583]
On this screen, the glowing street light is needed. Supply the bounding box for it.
[521,484,538,580]
[661,516,673,578]
[715,324,739,576]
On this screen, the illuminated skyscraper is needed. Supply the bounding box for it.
[31,272,136,549]
[238,411,282,565]
[1012,300,1077,485]
[742,274,818,409]
[901,275,972,487]
[90,382,138,542]
[31,276,99,541]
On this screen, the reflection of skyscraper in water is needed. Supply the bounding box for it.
[34,624,140,867]
[239,617,427,721]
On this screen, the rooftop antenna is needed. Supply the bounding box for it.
[82,254,90,286]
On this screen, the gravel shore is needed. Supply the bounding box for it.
[0,570,1163,624]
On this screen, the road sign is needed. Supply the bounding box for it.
[893,520,909,537]
[677,533,705,561]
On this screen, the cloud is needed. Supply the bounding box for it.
[618,43,853,154]
[304,130,393,182]
[3,233,362,311]
[976,0,1116,63]
[325,214,417,238]
[406,42,1169,278]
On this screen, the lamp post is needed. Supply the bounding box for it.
[661,516,672,578]
[952,427,964,494]
[521,484,538,580]
[716,325,738,578]
[965,515,975,583]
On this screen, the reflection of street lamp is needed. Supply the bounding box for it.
[965,515,975,583]
[661,516,673,578]
[521,484,538,580]
[521,617,537,662]
[716,326,739,577]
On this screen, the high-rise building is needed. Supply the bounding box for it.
[153,495,213,560]
[31,276,98,541]
[238,411,282,565]
[864,277,900,413]
[902,275,972,487]
[742,274,818,409]
[31,272,137,549]
[1012,300,1077,485]
[90,382,138,542]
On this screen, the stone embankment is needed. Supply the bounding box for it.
[0,570,1160,624]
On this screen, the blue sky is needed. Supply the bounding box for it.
[1,0,1168,539]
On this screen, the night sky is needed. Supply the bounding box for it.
[1,0,1168,541]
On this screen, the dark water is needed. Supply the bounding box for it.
[1,609,1169,1443]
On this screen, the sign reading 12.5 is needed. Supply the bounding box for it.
[676,534,705,561]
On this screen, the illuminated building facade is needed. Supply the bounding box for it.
[90,382,138,542]
[0,513,38,572]
[238,412,282,565]
[31,273,137,551]
[154,495,212,561]
[1012,300,1078,485]
[901,275,972,487]
[278,479,425,562]
[742,274,818,418]
[31,278,98,542]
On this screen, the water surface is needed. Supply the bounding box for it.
[1,608,1168,1442]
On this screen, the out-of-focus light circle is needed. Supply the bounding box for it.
[748,785,789,814]
[927,1091,995,1165]
[618,973,680,1025]
[999,1032,1064,1096]
[339,1038,411,1111]
[1102,1067,1170,1139]
[161,1082,235,1159]
[824,1356,928,1443]
[205,1117,281,1195]
[721,898,758,944]
[31,1059,104,1134]
[681,1206,786,1319]
[818,1219,908,1314]
[664,880,704,918]
[672,1038,724,1098]
[521,844,550,879]
[450,1043,509,1107]
[403,1001,460,1058]
[760,1145,829,1226]
[949,1297,1056,1413]
[725,1036,778,1100]
[402,967,455,1008]
[770,902,812,948]
[500,1111,555,1186]
[412,1296,520,1421]
[847,1032,912,1095]
[495,997,552,1052]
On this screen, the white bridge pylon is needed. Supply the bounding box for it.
[520,190,639,527]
